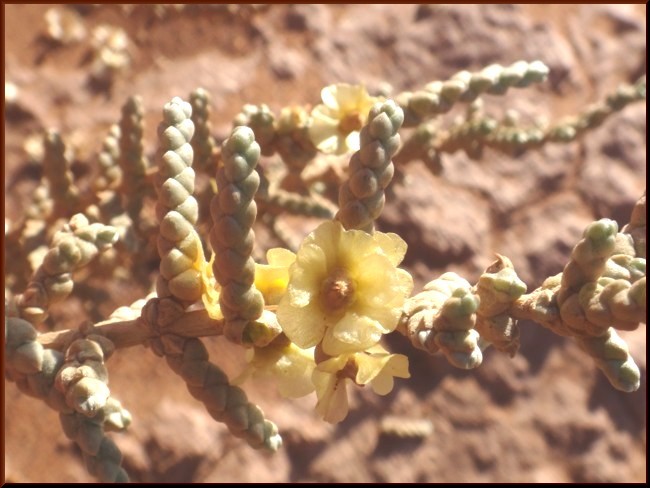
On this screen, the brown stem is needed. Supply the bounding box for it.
[37,309,224,351]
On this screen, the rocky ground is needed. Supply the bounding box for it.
[4,4,646,483]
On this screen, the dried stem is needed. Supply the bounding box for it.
[37,308,224,352]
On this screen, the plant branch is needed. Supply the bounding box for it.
[36,308,225,352]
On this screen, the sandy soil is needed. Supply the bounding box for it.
[4,4,646,483]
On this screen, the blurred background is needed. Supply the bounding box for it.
[4,4,646,482]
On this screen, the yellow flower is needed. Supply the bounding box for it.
[200,247,294,320]
[277,106,311,134]
[254,248,296,306]
[199,252,222,320]
[354,345,411,395]
[312,344,410,423]
[276,220,414,356]
[308,83,380,155]
[233,335,316,399]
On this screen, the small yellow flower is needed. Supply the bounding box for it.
[277,106,311,134]
[276,220,414,356]
[199,252,222,319]
[234,335,316,399]
[254,248,296,306]
[308,83,380,155]
[200,247,294,320]
[312,344,410,423]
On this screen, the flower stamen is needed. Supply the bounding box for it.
[338,357,359,383]
[321,267,356,311]
[338,112,363,135]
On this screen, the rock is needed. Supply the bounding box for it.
[498,192,594,287]
[579,103,647,225]
[268,43,307,80]
[135,400,225,482]
[381,162,491,285]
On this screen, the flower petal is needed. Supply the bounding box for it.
[315,135,341,155]
[379,352,410,379]
[199,253,223,319]
[255,266,290,306]
[267,248,297,267]
[202,284,223,320]
[309,111,340,154]
[292,244,328,296]
[322,312,384,355]
[286,269,315,307]
[370,373,395,396]
[254,249,296,305]
[316,354,351,374]
[311,105,340,125]
[278,375,315,398]
[307,220,342,270]
[354,258,412,333]
[395,268,415,296]
[373,232,408,266]
[354,302,401,334]
[313,370,349,424]
[236,342,316,398]
[276,294,326,348]
[274,345,316,398]
[358,258,413,299]
[320,85,341,111]
[338,228,379,269]
[344,131,361,153]
[355,349,390,384]
[355,349,410,395]
[333,84,369,113]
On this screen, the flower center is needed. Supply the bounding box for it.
[337,357,359,382]
[338,112,363,135]
[320,267,355,312]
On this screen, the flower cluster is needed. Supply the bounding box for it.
[308,84,380,155]
[238,220,413,423]
[205,84,410,422]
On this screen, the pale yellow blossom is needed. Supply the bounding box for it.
[234,335,316,398]
[277,105,311,133]
[308,84,380,155]
[200,247,295,319]
[254,248,296,306]
[199,252,222,319]
[312,344,410,423]
[276,220,413,356]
